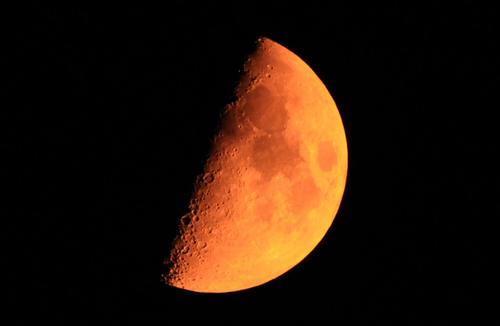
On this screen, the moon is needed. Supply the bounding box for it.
[163,37,348,293]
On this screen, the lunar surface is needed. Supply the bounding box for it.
[163,37,348,293]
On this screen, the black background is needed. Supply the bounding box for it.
[5,2,497,324]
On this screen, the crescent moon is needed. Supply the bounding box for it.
[163,37,348,293]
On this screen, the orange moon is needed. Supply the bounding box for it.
[163,37,348,293]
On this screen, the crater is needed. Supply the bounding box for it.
[220,104,243,138]
[267,57,293,76]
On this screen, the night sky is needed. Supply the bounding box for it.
[6,3,497,324]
